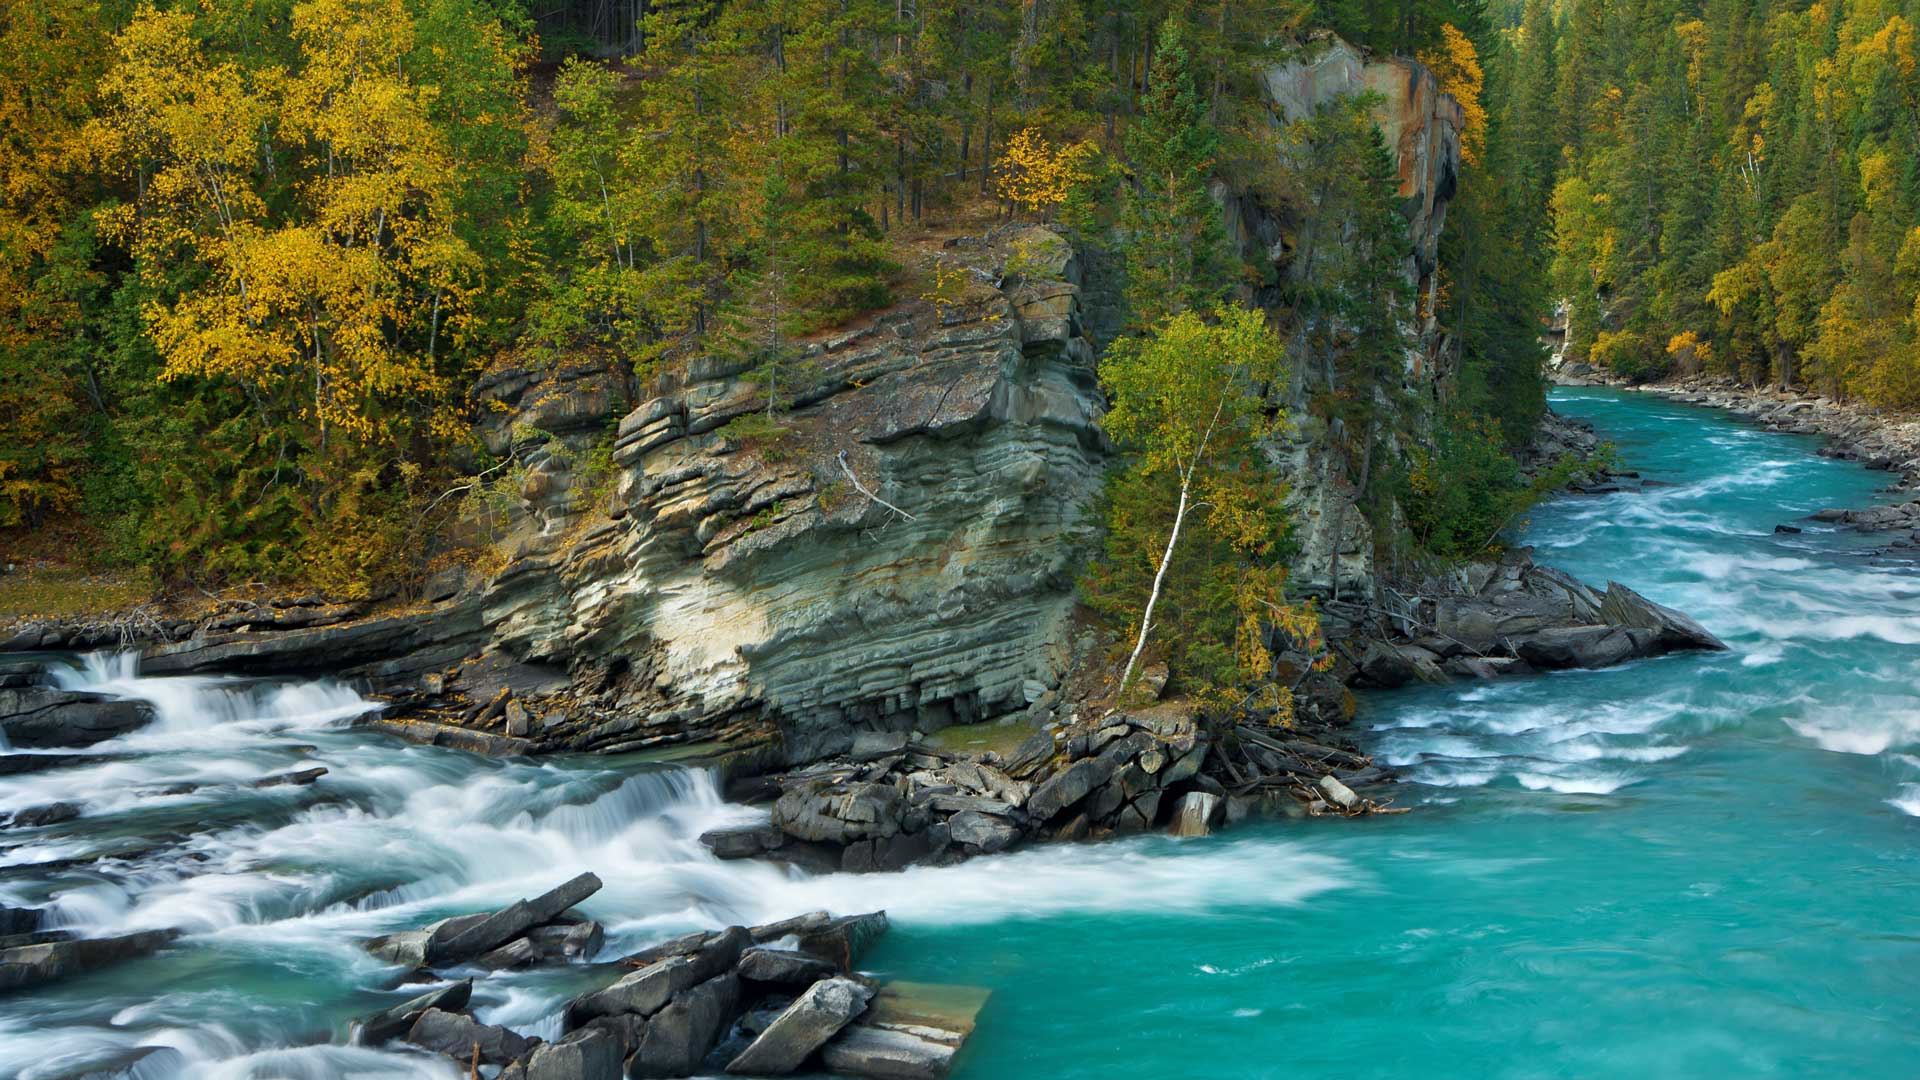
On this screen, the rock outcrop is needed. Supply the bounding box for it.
[363,904,985,1080]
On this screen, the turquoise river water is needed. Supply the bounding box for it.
[4,386,1920,1077]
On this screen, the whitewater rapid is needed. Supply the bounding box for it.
[1,655,1348,1078]
[11,385,1920,1078]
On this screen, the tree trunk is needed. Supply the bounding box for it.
[1119,471,1191,696]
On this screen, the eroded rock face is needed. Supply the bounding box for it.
[1243,38,1466,602]
[461,227,1107,763]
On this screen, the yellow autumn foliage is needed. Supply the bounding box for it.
[993,128,1098,214]
[1419,24,1486,166]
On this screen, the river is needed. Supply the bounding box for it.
[6,385,1920,1078]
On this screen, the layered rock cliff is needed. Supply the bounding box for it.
[5,38,1481,768]
[449,228,1108,762]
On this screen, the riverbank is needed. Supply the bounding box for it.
[1553,365,1920,490]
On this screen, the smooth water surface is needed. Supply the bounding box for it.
[6,387,1920,1077]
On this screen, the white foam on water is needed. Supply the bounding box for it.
[1515,771,1637,795]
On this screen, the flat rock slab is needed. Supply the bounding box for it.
[727,975,873,1075]
[425,871,602,965]
[819,982,989,1080]
[0,929,180,993]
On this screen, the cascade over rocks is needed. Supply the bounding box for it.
[362,898,980,1080]
[0,688,151,748]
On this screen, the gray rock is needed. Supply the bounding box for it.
[427,871,602,965]
[571,925,747,1023]
[820,1024,960,1080]
[1513,626,1636,669]
[1355,642,1418,688]
[1024,754,1119,823]
[794,911,889,971]
[630,971,740,1077]
[850,731,910,761]
[505,700,534,737]
[702,824,784,859]
[773,781,905,846]
[251,766,327,788]
[1168,792,1221,838]
[0,929,180,992]
[405,1007,535,1065]
[0,905,42,936]
[0,689,151,748]
[523,918,603,963]
[511,1027,624,1080]
[748,911,833,942]
[3,801,80,829]
[726,976,873,1075]
[353,978,474,1044]
[737,946,839,986]
[1599,582,1728,651]
[945,811,1019,854]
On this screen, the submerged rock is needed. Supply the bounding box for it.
[44,1045,184,1080]
[819,982,989,1080]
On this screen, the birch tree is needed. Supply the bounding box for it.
[1097,305,1299,697]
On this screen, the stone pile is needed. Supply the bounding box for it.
[702,712,1214,873]
[1342,548,1727,690]
[357,904,985,1080]
[362,871,606,974]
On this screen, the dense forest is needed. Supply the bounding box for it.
[1535,0,1920,404]
[0,0,1548,614]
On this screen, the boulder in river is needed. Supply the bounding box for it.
[1,801,80,829]
[629,971,740,1077]
[726,975,874,1075]
[571,925,748,1025]
[352,977,473,1044]
[0,688,151,748]
[1597,582,1728,651]
[499,1027,624,1080]
[406,1006,536,1064]
[0,928,180,992]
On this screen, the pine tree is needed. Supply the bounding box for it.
[1120,20,1231,328]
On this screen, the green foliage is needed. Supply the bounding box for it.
[1399,415,1601,561]
[1121,22,1233,328]
[1534,0,1920,402]
[1085,306,1320,700]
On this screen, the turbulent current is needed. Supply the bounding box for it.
[7,385,1920,1077]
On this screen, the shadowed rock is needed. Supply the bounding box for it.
[405,1007,535,1064]
[629,971,739,1077]
[352,978,472,1044]
[726,976,873,1075]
